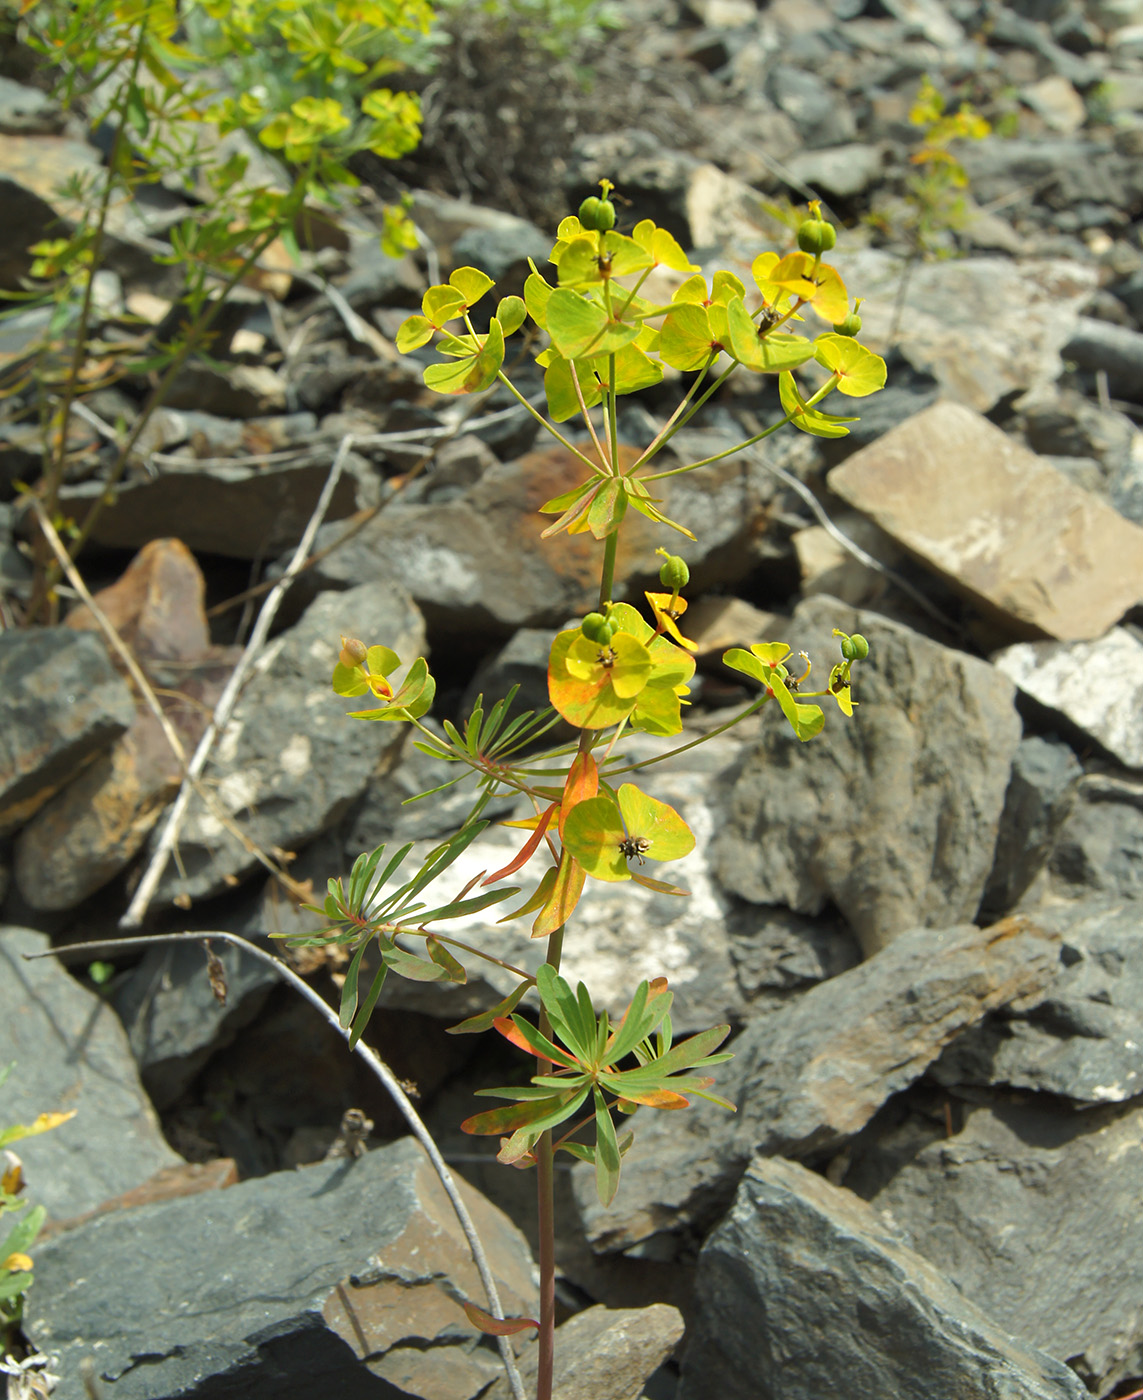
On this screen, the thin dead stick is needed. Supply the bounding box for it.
[28,500,307,896]
[122,435,357,928]
[22,931,528,1400]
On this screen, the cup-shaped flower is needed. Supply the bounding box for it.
[562,782,694,883]
[722,641,825,741]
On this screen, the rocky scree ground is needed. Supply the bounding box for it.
[3,0,1143,1396]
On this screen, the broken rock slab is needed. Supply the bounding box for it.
[678,1154,1088,1400]
[0,628,136,837]
[485,1304,684,1400]
[148,579,425,906]
[978,735,1084,921]
[993,626,1143,768]
[25,1138,537,1400]
[576,916,1061,1254]
[57,452,360,560]
[871,1095,1143,1395]
[840,249,1097,414]
[827,401,1143,641]
[711,596,1022,956]
[1048,772,1143,903]
[933,897,1143,1105]
[0,927,183,1221]
[111,936,279,1110]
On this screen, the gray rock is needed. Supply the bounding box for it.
[679,1155,1088,1400]
[766,66,858,148]
[1064,314,1143,397]
[25,1138,537,1400]
[872,1096,1143,1395]
[959,137,1142,231]
[149,581,424,906]
[0,926,182,1221]
[876,0,966,44]
[1018,385,1136,491]
[979,735,1083,919]
[0,76,65,135]
[841,249,1098,413]
[577,916,1061,1254]
[785,142,884,199]
[337,238,424,312]
[452,221,552,287]
[1048,772,1143,902]
[0,628,136,837]
[828,403,1143,641]
[933,898,1143,1104]
[112,937,279,1110]
[58,453,361,560]
[711,597,1022,956]
[486,1304,684,1400]
[304,435,786,637]
[993,628,1143,768]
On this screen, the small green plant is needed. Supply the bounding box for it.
[3,0,429,621]
[899,75,992,256]
[289,184,885,1397]
[0,1065,74,1347]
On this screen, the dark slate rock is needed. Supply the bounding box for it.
[933,897,1143,1103]
[576,916,1060,1254]
[150,580,425,906]
[678,1155,1089,1400]
[0,628,136,837]
[1063,315,1143,399]
[871,1096,1143,1395]
[978,735,1083,919]
[1048,772,1143,902]
[710,597,1022,957]
[765,65,858,148]
[1019,385,1136,491]
[25,1138,537,1400]
[57,454,361,560]
[0,926,182,1220]
[451,221,551,286]
[111,937,279,1110]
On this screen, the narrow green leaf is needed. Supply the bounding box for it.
[339,943,367,1029]
[535,965,592,1061]
[426,936,466,983]
[461,1086,591,1137]
[413,887,517,922]
[347,963,388,1049]
[446,982,531,1035]
[594,1088,622,1206]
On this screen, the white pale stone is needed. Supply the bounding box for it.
[993,627,1143,768]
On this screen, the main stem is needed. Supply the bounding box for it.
[534,522,618,1400]
[534,922,565,1400]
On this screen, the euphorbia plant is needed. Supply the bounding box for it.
[292,183,885,1398]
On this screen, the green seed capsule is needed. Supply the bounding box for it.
[797,218,837,255]
[581,611,615,644]
[578,196,616,232]
[840,638,856,661]
[658,554,690,590]
[832,311,863,337]
[849,633,869,660]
